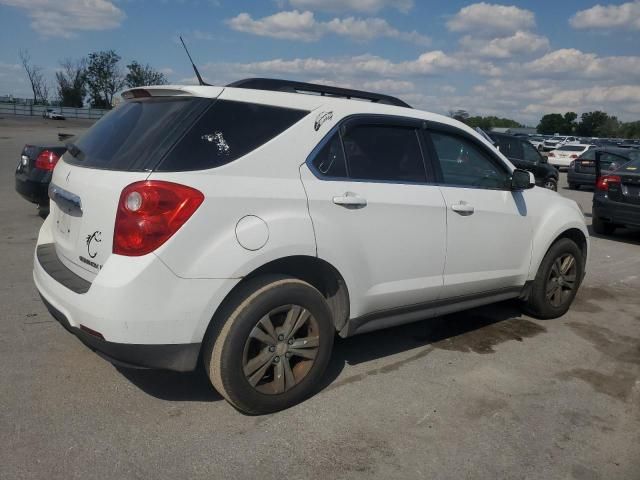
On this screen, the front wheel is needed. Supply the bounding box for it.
[204,275,334,414]
[525,238,584,319]
[543,178,558,191]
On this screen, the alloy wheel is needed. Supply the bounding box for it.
[546,253,577,307]
[242,305,320,395]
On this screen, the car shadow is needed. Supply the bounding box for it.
[587,224,640,245]
[116,300,537,403]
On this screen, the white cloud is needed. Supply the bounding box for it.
[520,49,640,80]
[209,51,499,80]
[570,1,640,30]
[0,0,125,38]
[227,10,429,44]
[447,2,535,36]
[286,0,413,14]
[228,11,321,41]
[459,31,549,58]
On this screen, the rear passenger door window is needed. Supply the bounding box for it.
[429,131,510,189]
[342,125,427,183]
[311,133,348,178]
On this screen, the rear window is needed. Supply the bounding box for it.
[618,158,640,172]
[558,145,587,151]
[65,98,308,171]
[66,97,211,170]
[158,100,308,171]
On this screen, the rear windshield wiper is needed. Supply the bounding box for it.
[65,142,84,160]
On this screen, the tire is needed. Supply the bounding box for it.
[525,238,584,319]
[203,275,334,414]
[592,215,615,235]
[37,205,49,219]
[543,178,558,191]
[568,183,579,190]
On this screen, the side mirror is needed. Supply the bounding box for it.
[511,169,535,190]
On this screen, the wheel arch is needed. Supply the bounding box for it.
[201,255,350,354]
[530,225,588,282]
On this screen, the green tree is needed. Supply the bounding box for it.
[86,50,125,108]
[619,121,640,139]
[537,113,572,135]
[125,61,168,88]
[56,58,86,108]
[465,115,522,130]
[576,111,614,137]
[563,112,577,133]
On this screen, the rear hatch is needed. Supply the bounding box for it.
[48,89,222,281]
[608,161,640,205]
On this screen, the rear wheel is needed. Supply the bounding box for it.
[203,275,334,414]
[592,214,616,235]
[525,238,583,319]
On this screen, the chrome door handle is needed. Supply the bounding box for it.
[451,202,474,215]
[333,192,367,208]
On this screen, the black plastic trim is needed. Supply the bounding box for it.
[37,243,91,294]
[227,77,412,108]
[341,286,524,337]
[39,294,201,372]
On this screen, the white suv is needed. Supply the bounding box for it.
[34,79,588,414]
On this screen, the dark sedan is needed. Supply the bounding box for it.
[567,147,640,190]
[592,158,640,235]
[15,144,66,217]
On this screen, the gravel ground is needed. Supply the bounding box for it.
[0,116,638,480]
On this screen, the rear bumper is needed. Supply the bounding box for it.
[40,294,200,371]
[593,197,640,228]
[567,170,595,186]
[33,220,240,371]
[15,175,49,205]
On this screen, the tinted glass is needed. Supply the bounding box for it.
[430,131,509,189]
[342,125,426,182]
[522,141,540,163]
[579,150,596,160]
[618,158,640,171]
[66,97,211,170]
[558,145,587,151]
[159,100,308,171]
[494,136,523,159]
[600,152,627,170]
[312,132,347,178]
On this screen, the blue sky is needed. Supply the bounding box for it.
[1,0,639,125]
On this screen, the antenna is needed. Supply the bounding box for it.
[179,35,209,86]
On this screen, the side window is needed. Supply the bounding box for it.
[158,100,308,171]
[430,131,510,189]
[342,125,427,183]
[312,132,347,178]
[579,149,596,161]
[600,153,626,170]
[522,141,541,163]
[497,137,523,160]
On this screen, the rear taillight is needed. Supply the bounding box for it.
[113,181,204,256]
[570,154,578,158]
[35,150,60,171]
[596,175,621,191]
[548,152,555,157]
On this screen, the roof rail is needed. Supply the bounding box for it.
[226,78,412,108]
